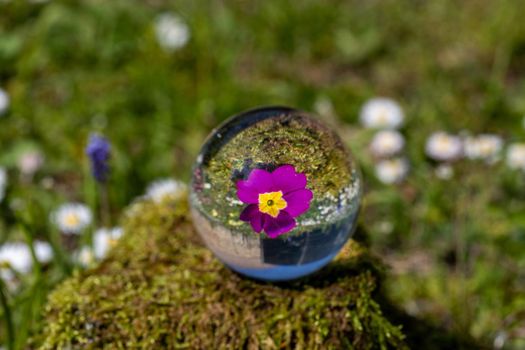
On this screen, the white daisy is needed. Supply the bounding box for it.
[425,132,463,162]
[0,88,9,116]
[18,150,44,176]
[506,143,525,171]
[0,167,6,202]
[155,13,190,51]
[375,158,409,184]
[34,240,53,263]
[435,164,454,180]
[93,227,123,260]
[369,130,405,158]
[75,246,95,267]
[146,178,187,203]
[464,134,503,163]
[314,96,335,118]
[359,97,404,129]
[0,242,32,273]
[51,203,92,234]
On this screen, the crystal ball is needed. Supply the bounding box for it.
[190,106,362,281]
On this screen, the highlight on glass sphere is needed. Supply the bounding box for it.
[190,106,362,281]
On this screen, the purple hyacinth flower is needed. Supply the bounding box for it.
[86,134,111,183]
[236,165,313,238]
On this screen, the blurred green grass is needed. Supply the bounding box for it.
[1,0,525,348]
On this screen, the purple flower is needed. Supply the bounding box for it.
[236,165,313,238]
[86,134,111,183]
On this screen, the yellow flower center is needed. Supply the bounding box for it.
[376,108,388,125]
[108,238,119,247]
[258,191,287,218]
[80,250,94,265]
[64,213,80,227]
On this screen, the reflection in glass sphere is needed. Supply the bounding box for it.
[190,106,362,281]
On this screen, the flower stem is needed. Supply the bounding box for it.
[19,220,42,279]
[0,279,14,350]
[49,226,72,276]
[99,182,111,227]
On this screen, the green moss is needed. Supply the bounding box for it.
[207,114,353,195]
[33,198,406,349]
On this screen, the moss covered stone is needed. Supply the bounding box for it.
[34,198,407,349]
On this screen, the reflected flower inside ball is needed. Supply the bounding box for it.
[237,165,313,238]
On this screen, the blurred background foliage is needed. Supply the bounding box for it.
[1,0,525,348]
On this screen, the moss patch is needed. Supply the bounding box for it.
[33,198,406,349]
[206,113,353,195]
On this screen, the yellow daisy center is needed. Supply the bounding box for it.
[258,191,287,218]
[376,107,389,125]
[80,250,94,265]
[108,238,119,247]
[64,213,80,227]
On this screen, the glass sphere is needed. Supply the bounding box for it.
[190,106,362,281]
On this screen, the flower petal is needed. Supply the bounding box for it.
[236,181,260,203]
[240,204,257,221]
[263,211,296,238]
[250,214,265,233]
[283,189,313,217]
[239,204,265,232]
[271,165,307,194]
[236,169,275,203]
